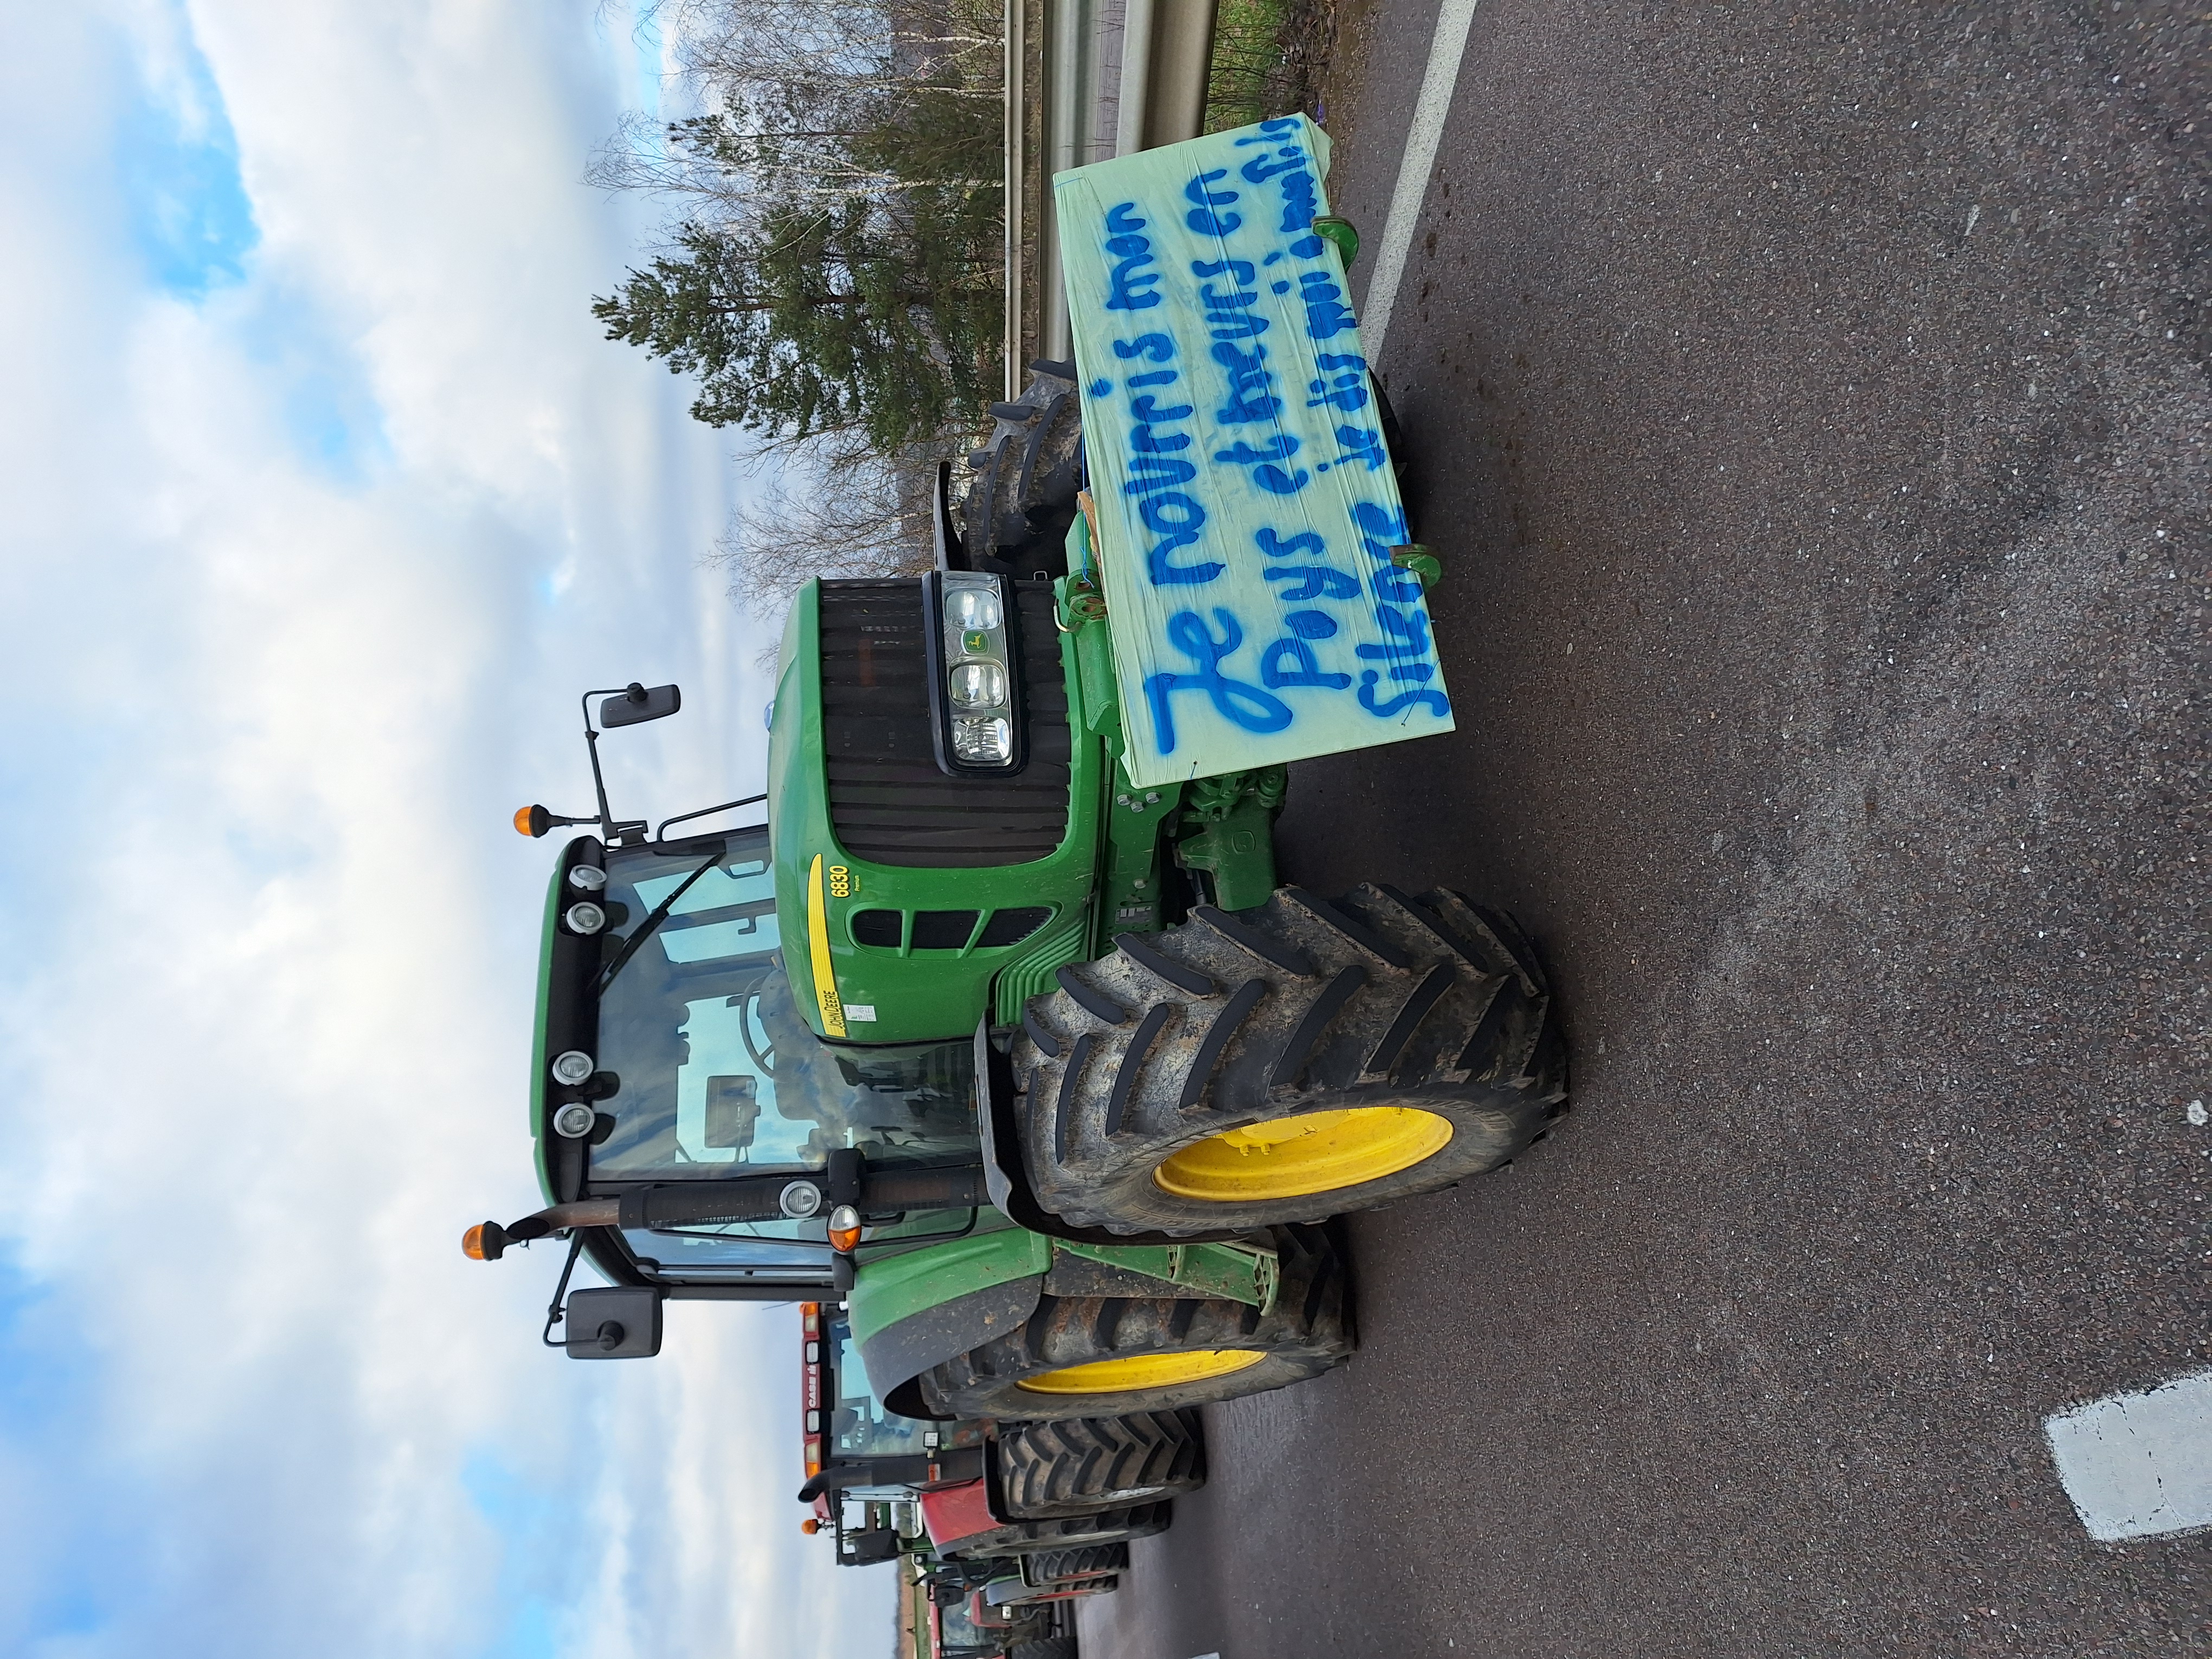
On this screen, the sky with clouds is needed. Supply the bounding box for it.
[0,1,889,1654]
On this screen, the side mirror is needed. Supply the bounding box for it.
[562,1286,664,1359]
[600,682,681,729]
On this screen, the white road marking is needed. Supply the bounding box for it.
[1358,0,1483,359]
[2043,1367,2212,1542]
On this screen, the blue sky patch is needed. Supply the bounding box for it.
[0,1249,132,1650]
[232,286,393,483]
[462,1449,566,1659]
[120,22,258,298]
[282,358,390,483]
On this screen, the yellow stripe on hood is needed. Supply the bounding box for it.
[806,854,847,1037]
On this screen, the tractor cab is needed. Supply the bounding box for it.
[462,682,993,1355]
[801,1303,985,1565]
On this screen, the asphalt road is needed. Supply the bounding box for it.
[1079,2,2208,1655]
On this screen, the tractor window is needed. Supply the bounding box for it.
[629,859,781,962]
[589,840,981,1182]
[828,1319,932,1461]
[938,1602,986,1650]
[619,1223,824,1272]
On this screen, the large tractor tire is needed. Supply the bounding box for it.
[959,361,1083,578]
[997,1411,1205,1519]
[1024,1542,1129,1584]
[918,1224,1352,1422]
[1008,1641,1078,1659]
[948,1501,1171,1561]
[1011,884,1566,1236]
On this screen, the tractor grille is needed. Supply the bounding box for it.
[817,579,1072,869]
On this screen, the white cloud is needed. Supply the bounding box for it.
[0,1,888,1654]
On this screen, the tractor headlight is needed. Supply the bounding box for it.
[923,571,1023,774]
[565,901,607,935]
[943,583,1003,633]
[947,661,1007,711]
[551,1050,596,1086]
[567,864,607,892]
[951,716,1014,764]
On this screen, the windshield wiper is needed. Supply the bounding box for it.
[596,844,726,994]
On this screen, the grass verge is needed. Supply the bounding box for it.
[1203,0,1338,132]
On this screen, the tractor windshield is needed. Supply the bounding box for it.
[587,838,979,1182]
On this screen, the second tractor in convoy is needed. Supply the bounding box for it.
[801,1300,1169,1655]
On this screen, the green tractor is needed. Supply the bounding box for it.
[465,128,1566,1434]
[464,484,1565,1424]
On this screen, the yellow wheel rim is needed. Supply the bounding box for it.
[1152,1107,1454,1201]
[1015,1348,1267,1396]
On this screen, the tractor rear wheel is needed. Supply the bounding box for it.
[1007,1641,1078,1659]
[918,1224,1351,1422]
[948,1501,1171,1560]
[959,361,1083,578]
[1024,1543,1129,1584]
[1012,884,1566,1236]
[996,1410,1205,1519]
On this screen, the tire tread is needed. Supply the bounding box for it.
[1011,884,1570,1233]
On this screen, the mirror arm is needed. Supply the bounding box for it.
[582,725,621,838]
[539,1231,588,1348]
[575,685,660,845]
[577,690,624,843]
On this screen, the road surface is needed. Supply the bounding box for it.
[1080,1,2208,1653]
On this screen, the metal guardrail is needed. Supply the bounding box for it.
[1004,0,1219,395]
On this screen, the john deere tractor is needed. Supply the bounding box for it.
[465,125,1568,1444]
[464,374,1566,1425]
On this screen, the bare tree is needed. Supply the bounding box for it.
[711,427,944,637]
[599,0,1004,610]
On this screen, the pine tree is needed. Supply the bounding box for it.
[590,12,1002,452]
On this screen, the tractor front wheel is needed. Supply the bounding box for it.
[959,362,1082,578]
[995,1410,1205,1519]
[1012,884,1566,1236]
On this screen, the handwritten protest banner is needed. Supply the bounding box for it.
[1053,115,1452,791]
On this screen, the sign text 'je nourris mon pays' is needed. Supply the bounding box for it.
[1054,115,1452,790]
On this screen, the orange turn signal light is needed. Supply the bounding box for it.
[463,1224,490,1261]
[826,1204,863,1254]
[800,1519,821,1534]
[514,804,550,838]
